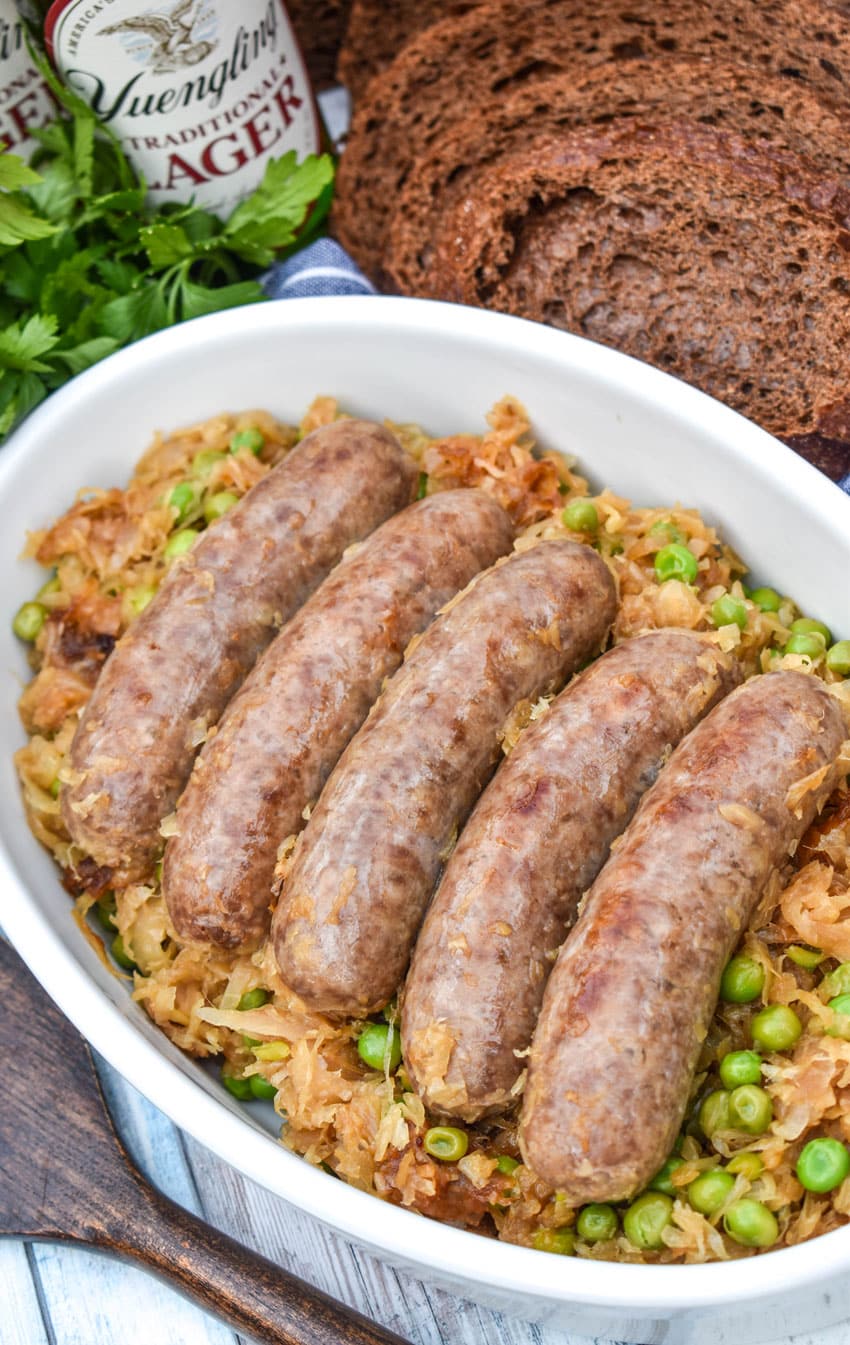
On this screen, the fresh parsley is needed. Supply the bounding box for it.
[0,81,334,441]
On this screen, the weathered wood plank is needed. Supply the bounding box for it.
[0,1241,50,1345]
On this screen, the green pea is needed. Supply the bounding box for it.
[192,449,227,477]
[357,1022,402,1072]
[751,1004,802,1051]
[649,1155,686,1195]
[826,640,850,676]
[126,583,157,616]
[417,472,428,500]
[495,1155,519,1175]
[623,1192,673,1250]
[723,1198,779,1247]
[531,1227,575,1255]
[719,1051,762,1090]
[111,933,136,971]
[649,518,686,545]
[238,988,270,1011]
[576,1203,618,1242]
[230,427,264,455]
[654,543,698,585]
[248,1074,278,1100]
[826,993,850,1038]
[204,491,239,523]
[423,1126,468,1162]
[749,586,782,613]
[562,499,599,533]
[168,481,199,523]
[786,944,824,970]
[700,1090,731,1138]
[163,528,199,560]
[711,594,748,630]
[726,1152,764,1180]
[221,1067,253,1100]
[49,777,61,799]
[783,631,826,658]
[13,600,47,641]
[95,892,117,932]
[688,1169,736,1216]
[790,617,832,645]
[728,1085,773,1135]
[821,964,850,999]
[796,1137,850,1193]
[719,954,765,1004]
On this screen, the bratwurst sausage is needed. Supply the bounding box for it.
[519,669,848,1202]
[162,490,514,949]
[62,420,417,882]
[272,539,617,1015]
[402,630,742,1122]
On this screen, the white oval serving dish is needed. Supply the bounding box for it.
[1,296,849,1345]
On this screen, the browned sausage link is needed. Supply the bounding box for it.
[272,539,617,1016]
[519,670,848,1203]
[62,421,417,883]
[402,630,742,1122]
[162,490,514,949]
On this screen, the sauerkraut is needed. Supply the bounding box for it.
[13,396,850,1264]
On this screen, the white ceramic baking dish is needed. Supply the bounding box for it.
[1,296,848,1344]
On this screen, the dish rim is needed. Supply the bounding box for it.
[2,293,850,1315]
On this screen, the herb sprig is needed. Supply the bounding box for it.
[0,76,334,440]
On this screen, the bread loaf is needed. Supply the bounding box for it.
[337,0,476,99]
[427,121,850,474]
[333,0,850,282]
[387,59,850,297]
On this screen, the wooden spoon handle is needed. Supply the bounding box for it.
[105,1171,410,1345]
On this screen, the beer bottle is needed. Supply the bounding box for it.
[0,0,57,154]
[14,0,322,214]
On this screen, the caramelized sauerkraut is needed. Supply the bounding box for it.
[13,396,850,1264]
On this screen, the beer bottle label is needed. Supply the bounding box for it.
[44,0,321,213]
[0,3,57,154]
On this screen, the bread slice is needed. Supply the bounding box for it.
[386,58,850,297]
[332,0,850,281]
[337,0,477,99]
[426,121,850,476]
[286,0,353,90]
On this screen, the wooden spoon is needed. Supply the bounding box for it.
[0,938,409,1345]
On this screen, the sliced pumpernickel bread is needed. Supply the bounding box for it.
[332,0,850,281]
[337,0,478,100]
[426,121,850,475]
[387,58,850,297]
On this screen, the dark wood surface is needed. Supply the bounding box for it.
[0,939,409,1345]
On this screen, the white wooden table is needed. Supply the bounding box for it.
[2,1050,850,1345]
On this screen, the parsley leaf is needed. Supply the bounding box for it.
[0,83,335,443]
[0,315,59,373]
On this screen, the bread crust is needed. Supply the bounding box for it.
[426,120,850,471]
[333,0,850,281]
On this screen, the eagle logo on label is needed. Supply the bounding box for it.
[99,0,219,74]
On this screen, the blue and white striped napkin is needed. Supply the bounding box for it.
[267,238,850,496]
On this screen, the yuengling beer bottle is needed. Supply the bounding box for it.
[15,0,322,214]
